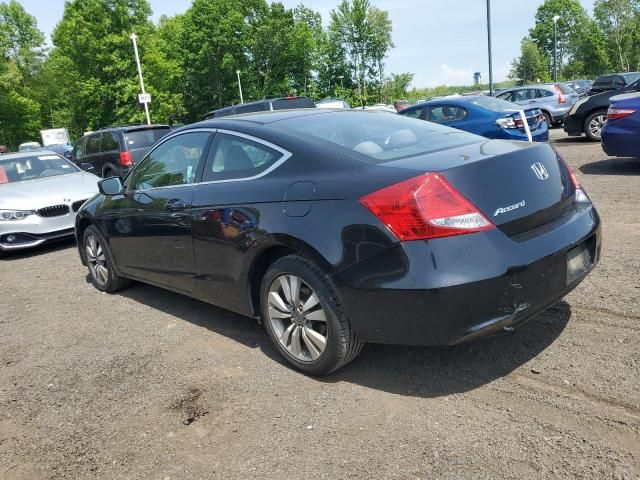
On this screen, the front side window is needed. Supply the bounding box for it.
[203,133,283,182]
[128,132,210,191]
[497,91,513,102]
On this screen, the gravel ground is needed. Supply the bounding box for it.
[1,129,639,479]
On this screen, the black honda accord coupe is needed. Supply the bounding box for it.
[75,110,601,375]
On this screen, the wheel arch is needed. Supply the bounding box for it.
[246,235,335,318]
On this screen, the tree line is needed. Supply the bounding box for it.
[0,0,405,148]
[510,0,640,84]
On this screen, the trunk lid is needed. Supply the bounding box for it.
[382,141,575,237]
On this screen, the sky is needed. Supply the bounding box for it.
[20,0,595,88]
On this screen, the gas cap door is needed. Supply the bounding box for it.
[284,181,316,217]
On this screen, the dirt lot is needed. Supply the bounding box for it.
[1,129,639,479]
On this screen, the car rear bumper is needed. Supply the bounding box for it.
[601,124,640,158]
[334,205,600,346]
[563,114,584,136]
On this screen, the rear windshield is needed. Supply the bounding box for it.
[272,111,482,163]
[234,103,268,114]
[622,73,640,84]
[125,128,171,150]
[556,83,574,94]
[272,97,316,110]
[466,96,521,112]
[0,154,78,184]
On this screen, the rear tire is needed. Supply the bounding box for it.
[260,255,363,376]
[542,111,553,128]
[83,226,132,293]
[584,110,607,141]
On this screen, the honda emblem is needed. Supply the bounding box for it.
[531,162,549,181]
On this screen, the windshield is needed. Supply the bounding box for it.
[272,111,482,163]
[125,128,171,150]
[466,96,521,112]
[0,154,79,184]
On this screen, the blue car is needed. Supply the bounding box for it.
[399,96,549,142]
[601,92,640,158]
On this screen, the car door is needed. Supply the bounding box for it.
[190,130,291,312]
[103,130,214,293]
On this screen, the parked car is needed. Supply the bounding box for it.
[363,103,396,112]
[202,96,316,119]
[0,151,99,257]
[564,79,640,141]
[75,109,600,375]
[495,83,578,126]
[393,100,411,111]
[316,98,350,109]
[588,72,640,95]
[38,143,73,159]
[18,141,41,152]
[601,92,640,158]
[564,79,592,98]
[398,95,548,142]
[71,125,172,178]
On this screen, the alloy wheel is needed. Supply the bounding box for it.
[267,274,328,362]
[589,114,606,139]
[86,234,109,286]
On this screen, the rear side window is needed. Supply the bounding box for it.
[273,111,481,163]
[203,133,284,182]
[100,132,120,152]
[539,89,555,97]
[125,128,171,150]
[613,76,626,88]
[426,106,468,122]
[400,107,425,119]
[272,97,316,110]
[85,135,101,155]
[235,103,268,114]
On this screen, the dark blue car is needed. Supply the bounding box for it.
[399,96,549,142]
[601,92,640,158]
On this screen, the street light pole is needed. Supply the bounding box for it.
[553,22,557,82]
[486,0,494,96]
[129,33,151,125]
[236,70,244,104]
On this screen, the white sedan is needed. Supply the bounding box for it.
[0,151,100,256]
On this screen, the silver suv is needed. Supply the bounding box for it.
[495,83,578,126]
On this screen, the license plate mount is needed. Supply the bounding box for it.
[566,241,593,284]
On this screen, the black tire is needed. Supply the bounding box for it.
[584,110,607,141]
[260,255,363,375]
[102,168,113,178]
[83,225,132,293]
[542,111,553,128]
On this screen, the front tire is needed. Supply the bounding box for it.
[83,226,131,293]
[584,110,607,141]
[260,255,363,375]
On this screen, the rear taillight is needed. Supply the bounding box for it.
[496,117,517,129]
[557,151,590,204]
[554,84,566,104]
[514,118,525,128]
[360,173,494,241]
[607,107,636,121]
[119,151,133,167]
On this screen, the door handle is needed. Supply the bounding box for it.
[165,199,187,211]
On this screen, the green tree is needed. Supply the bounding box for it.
[384,72,413,102]
[529,0,591,78]
[594,0,640,71]
[509,38,551,83]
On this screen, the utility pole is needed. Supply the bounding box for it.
[130,33,151,125]
[486,0,494,96]
[553,22,557,82]
[236,70,244,104]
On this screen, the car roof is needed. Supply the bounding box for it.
[195,108,339,126]
[0,150,59,160]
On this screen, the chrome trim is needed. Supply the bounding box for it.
[125,128,292,192]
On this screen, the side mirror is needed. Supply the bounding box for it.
[98,177,124,196]
[80,162,94,171]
